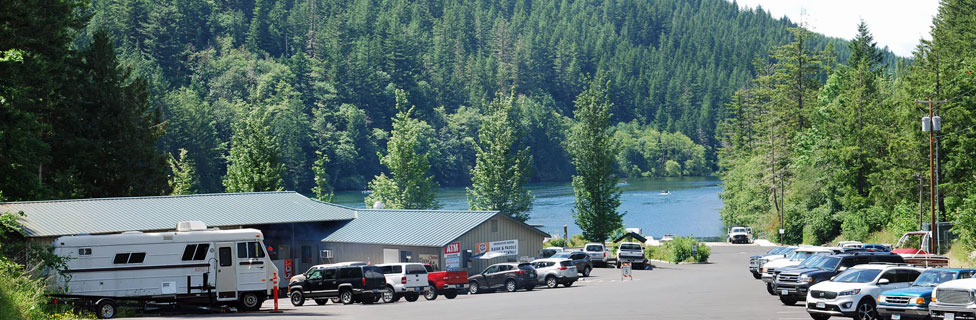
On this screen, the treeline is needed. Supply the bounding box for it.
[719,0,976,247]
[78,0,873,196]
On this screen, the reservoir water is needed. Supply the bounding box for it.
[332,176,725,239]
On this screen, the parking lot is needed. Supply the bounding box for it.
[131,245,813,320]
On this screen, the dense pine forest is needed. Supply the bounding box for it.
[1,0,901,202]
[719,0,976,249]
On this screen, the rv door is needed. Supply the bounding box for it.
[236,241,268,292]
[216,243,238,301]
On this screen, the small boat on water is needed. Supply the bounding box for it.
[660,234,674,242]
[891,231,949,267]
[616,181,629,187]
[361,189,373,195]
[659,189,671,195]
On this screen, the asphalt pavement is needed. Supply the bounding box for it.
[132,244,811,320]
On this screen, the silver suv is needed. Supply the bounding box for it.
[584,243,609,267]
[531,258,578,288]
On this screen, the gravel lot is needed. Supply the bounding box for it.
[132,244,810,320]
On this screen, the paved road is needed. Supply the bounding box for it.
[134,245,811,320]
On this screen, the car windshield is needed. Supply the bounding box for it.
[552,252,572,259]
[768,247,786,255]
[780,248,797,255]
[798,255,824,267]
[833,268,882,283]
[791,251,817,261]
[813,257,841,270]
[620,244,642,250]
[585,245,603,251]
[913,270,958,287]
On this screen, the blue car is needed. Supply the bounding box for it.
[877,268,976,320]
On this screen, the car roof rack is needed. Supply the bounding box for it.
[866,262,913,266]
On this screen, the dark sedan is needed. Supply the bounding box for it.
[550,251,592,277]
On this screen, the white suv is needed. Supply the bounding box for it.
[376,263,428,303]
[806,264,923,320]
[584,243,610,267]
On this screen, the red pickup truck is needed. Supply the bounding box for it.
[423,264,468,300]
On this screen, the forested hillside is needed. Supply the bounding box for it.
[2,0,899,201]
[719,0,976,248]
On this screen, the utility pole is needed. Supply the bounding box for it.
[918,98,946,253]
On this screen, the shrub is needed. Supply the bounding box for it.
[546,238,567,248]
[651,236,710,263]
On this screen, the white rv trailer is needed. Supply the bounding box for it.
[49,221,278,318]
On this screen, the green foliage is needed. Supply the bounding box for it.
[223,107,285,193]
[365,90,440,209]
[545,238,567,248]
[651,237,710,263]
[167,149,198,195]
[568,78,623,242]
[613,121,709,177]
[311,151,333,202]
[467,95,534,222]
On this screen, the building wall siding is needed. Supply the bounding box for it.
[454,214,545,273]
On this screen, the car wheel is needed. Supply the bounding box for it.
[444,290,458,299]
[372,295,381,303]
[95,299,118,319]
[546,276,558,289]
[424,284,437,300]
[239,292,261,311]
[525,284,534,291]
[766,282,776,295]
[779,295,798,306]
[340,289,354,305]
[854,299,878,320]
[811,315,830,320]
[564,281,574,287]
[289,290,305,306]
[405,293,419,302]
[583,266,591,277]
[505,279,517,292]
[331,297,340,303]
[314,299,327,305]
[752,272,761,279]
[382,286,395,303]
[469,281,480,294]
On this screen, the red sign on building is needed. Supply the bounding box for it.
[444,242,460,255]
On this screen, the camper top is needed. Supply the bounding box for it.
[54,228,265,247]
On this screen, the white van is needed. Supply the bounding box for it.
[50,221,278,318]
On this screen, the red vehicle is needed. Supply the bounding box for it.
[892,231,949,267]
[423,264,468,300]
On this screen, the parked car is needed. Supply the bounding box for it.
[750,246,790,279]
[288,264,387,306]
[929,277,976,320]
[551,251,593,277]
[468,263,537,294]
[877,268,976,320]
[423,264,467,300]
[776,252,905,306]
[376,263,427,303]
[615,242,647,269]
[531,258,578,288]
[862,244,891,252]
[762,247,836,295]
[584,243,610,267]
[541,247,563,258]
[805,264,923,320]
[838,241,864,249]
[727,226,753,244]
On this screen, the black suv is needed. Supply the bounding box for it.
[289,264,387,306]
[550,251,592,277]
[774,252,904,305]
[468,263,537,294]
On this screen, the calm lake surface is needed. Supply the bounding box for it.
[332,176,725,239]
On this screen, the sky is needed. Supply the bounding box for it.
[730,0,941,57]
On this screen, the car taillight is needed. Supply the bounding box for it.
[559,266,567,270]
[603,252,607,258]
[401,277,407,284]
[362,277,366,286]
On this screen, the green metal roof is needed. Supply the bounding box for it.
[1,192,357,237]
[321,209,549,247]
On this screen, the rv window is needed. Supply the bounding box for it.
[113,253,130,264]
[237,243,247,258]
[182,245,197,261]
[78,248,91,255]
[128,252,146,264]
[193,244,209,260]
[219,247,231,266]
[246,242,265,258]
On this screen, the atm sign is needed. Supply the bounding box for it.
[444,242,460,255]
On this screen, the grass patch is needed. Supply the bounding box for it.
[948,240,974,268]
[645,237,710,263]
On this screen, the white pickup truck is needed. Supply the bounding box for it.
[727,227,753,244]
[376,263,428,303]
[615,242,647,269]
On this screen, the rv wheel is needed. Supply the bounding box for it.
[95,299,117,319]
[239,292,261,311]
[290,291,305,306]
